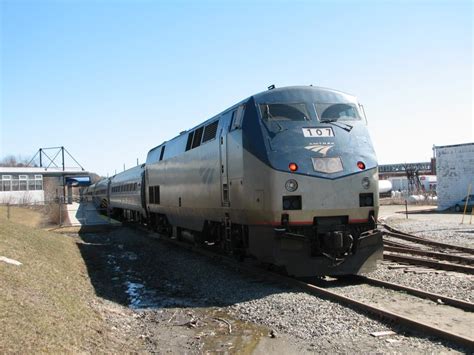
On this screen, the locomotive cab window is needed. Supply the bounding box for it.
[230,105,245,130]
[316,103,361,121]
[259,103,309,121]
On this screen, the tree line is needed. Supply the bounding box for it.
[0,155,32,167]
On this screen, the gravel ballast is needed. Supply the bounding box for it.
[77,221,468,353]
[379,207,474,249]
[375,212,474,303]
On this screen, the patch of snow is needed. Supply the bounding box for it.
[0,256,22,266]
[124,280,164,309]
[125,281,145,308]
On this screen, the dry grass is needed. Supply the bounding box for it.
[43,201,64,225]
[0,205,44,228]
[0,215,108,352]
[0,203,69,227]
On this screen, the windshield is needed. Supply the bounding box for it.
[316,103,361,121]
[259,103,310,121]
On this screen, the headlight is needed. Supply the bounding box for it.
[311,157,344,174]
[285,179,298,192]
[362,177,370,189]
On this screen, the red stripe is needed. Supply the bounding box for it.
[252,219,368,226]
[349,219,369,223]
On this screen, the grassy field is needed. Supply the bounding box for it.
[0,207,293,353]
[0,205,45,228]
[0,208,132,352]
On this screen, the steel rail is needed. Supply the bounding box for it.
[383,239,424,250]
[384,252,474,274]
[292,280,473,349]
[384,245,474,264]
[144,229,474,349]
[353,275,474,312]
[383,230,474,254]
[381,223,418,237]
[381,223,474,254]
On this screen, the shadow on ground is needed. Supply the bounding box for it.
[76,225,285,310]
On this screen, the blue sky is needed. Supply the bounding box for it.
[1,0,472,176]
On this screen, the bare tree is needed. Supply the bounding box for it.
[89,173,103,184]
[0,155,32,167]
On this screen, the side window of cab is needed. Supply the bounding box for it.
[230,104,245,131]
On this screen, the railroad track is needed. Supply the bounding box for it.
[383,253,474,274]
[380,223,474,274]
[381,223,474,254]
[341,275,474,312]
[141,227,474,350]
[308,275,473,348]
[384,243,474,264]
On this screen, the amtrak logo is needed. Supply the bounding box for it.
[305,143,334,156]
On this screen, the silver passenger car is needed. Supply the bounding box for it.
[109,164,146,221]
[92,178,109,210]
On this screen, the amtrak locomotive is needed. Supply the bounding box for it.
[84,86,383,277]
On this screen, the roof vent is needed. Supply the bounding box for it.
[267,84,275,90]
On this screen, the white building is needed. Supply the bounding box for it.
[434,143,474,210]
[0,167,89,205]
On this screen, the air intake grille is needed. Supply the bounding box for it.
[202,121,219,142]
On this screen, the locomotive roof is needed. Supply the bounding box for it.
[147,85,358,156]
[251,85,358,104]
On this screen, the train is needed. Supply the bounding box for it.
[83,85,383,277]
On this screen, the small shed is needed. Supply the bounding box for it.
[434,143,474,210]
